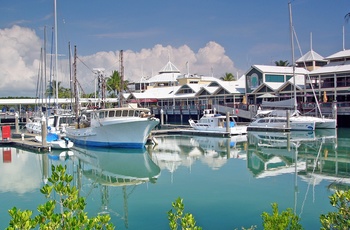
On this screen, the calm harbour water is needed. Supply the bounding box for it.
[0,128,349,229]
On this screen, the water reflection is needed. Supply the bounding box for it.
[246,129,349,188]
[1,128,350,229]
[72,147,161,228]
[0,148,44,194]
[150,135,248,173]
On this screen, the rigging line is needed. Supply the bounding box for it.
[76,56,95,73]
[298,140,323,218]
[293,27,323,117]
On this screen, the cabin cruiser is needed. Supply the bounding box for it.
[188,109,247,135]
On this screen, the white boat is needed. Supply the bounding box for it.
[286,2,336,130]
[291,113,336,129]
[35,132,74,149]
[26,115,45,134]
[26,113,75,134]
[248,111,316,131]
[65,107,159,148]
[188,109,247,135]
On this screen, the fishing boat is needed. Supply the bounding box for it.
[65,107,159,148]
[188,109,247,135]
[64,49,159,149]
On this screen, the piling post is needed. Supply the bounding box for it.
[332,101,337,127]
[15,112,19,133]
[41,116,47,147]
[286,110,290,129]
[226,112,230,133]
[160,109,164,125]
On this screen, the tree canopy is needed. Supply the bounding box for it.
[274,60,290,66]
[220,72,235,81]
[106,70,129,97]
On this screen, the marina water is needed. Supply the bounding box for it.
[0,128,349,229]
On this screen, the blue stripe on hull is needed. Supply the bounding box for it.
[70,138,145,149]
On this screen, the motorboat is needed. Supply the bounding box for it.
[35,132,74,150]
[188,109,247,135]
[248,115,316,131]
[65,107,159,148]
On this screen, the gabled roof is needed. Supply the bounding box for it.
[296,50,326,63]
[325,49,350,60]
[147,72,182,83]
[147,61,181,83]
[195,86,218,96]
[159,61,180,74]
[174,84,203,94]
[253,65,309,75]
[132,84,206,100]
[277,75,305,92]
[213,82,245,95]
[309,61,350,74]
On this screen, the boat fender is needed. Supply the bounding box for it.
[236,109,239,114]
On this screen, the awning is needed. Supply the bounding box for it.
[129,99,158,103]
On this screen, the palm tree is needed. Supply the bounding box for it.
[274,60,290,66]
[345,12,350,23]
[46,80,70,98]
[106,70,129,97]
[220,72,235,81]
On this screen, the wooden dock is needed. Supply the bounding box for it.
[0,133,51,152]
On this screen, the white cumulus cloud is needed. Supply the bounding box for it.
[0,26,240,97]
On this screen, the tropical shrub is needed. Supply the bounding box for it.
[7,164,114,230]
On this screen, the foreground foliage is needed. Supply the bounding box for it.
[320,189,350,229]
[7,164,114,230]
[262,203,303,230]
[7,165,350,229]
[170,189,350,230]
[168,197,202,230]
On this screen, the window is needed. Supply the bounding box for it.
[265,74,284,82]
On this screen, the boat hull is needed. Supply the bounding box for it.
[248,117,315,131]
[65,118,159,148]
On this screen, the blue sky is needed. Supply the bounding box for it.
[0,0,349,96]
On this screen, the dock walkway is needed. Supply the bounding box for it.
[0,133,51,152]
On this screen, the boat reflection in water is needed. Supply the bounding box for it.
[150,134,248,173]
[246,129,338,178]
[73,147,161,229]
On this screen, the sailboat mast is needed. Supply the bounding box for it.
[289,2,297,113]
[54,0,59,111]
[73,46,79,120]
[119,50,124,107]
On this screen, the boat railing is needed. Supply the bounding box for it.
[90,107,153,119]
